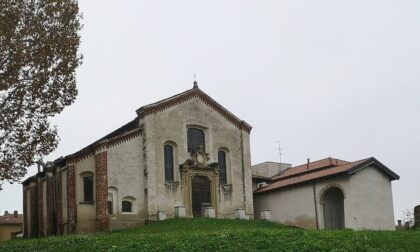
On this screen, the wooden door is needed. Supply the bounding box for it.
[323,187,345,229]
[191,176,211,217]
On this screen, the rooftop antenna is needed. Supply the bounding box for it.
[276,141,283,164]
[193,73,198,89]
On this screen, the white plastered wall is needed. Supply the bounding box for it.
[74,155,96,233]
[107,134,145,229]
[346,166,395,230]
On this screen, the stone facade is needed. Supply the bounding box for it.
[22,85,254,237]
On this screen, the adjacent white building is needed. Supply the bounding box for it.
[253,157,399,230]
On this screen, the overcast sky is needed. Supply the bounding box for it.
[1,0,419,221]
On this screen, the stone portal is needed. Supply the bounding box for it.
[181,145,219,217]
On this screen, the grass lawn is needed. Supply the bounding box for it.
[1,218,419,251]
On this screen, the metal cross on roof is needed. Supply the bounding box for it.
[193,73,198,88]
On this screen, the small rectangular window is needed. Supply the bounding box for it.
[122,201,132,213]
[83,176,94,202]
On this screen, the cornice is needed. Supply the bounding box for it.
[136,88,252,133]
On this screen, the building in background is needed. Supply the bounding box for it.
[0,211,22,241]
[251,161,291,191]
[253,157,399,230]
[22,82,254,238]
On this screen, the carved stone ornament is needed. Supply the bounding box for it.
[181,145,219,172]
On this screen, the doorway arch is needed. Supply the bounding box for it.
[322,187,345,229]
[191,176,211,217]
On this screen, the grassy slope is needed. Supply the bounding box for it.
[1,218,419,252]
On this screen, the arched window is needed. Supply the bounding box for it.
[80,172,94,203]
[108,201,113,215]
[121,196,135,213]
[108,187,118,215]
[218,150,227,185]
[122,200,133,213]
[164,144,174,181]
[187,128,205,152]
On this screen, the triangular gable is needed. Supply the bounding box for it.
[136,86,252,133]
[346,157,400,180]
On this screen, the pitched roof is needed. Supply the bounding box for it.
[271,157,349,181]
[65,118,140,160]
[0,214,23,225]
[255,157,399,194]
[136,86,252,133]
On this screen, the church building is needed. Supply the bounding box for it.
[22,82,254,238]
[21,82,400,238]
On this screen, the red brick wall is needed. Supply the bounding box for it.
[46,174,54,236]
[23,187,28,238]
[37,180,44,237]
[29,184,38,238]
[67,165,77,233]
[55,171,63,235]
[95,152,109,231]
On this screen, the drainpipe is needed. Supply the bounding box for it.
[312,182,319,229]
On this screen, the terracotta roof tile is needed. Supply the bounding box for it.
[255,158,373,194]
[271,157,349,180]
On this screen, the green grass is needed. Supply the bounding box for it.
[1,218,419,251]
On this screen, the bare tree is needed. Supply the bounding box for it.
[402,209,414,227]
[0,0,82,189]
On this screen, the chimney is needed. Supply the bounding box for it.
[14,210,18,218]
[4,211,8,216]
[306,158,310,169]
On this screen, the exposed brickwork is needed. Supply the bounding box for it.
[23,187,28,238]
[67,165,77,233]
[46,174,55,236]
[55,171,63,235]
[95,152,109,231]
[37,180,44,237]
[29,184,38,238]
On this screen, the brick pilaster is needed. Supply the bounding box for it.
[37,180,44,237]
[29,182,38,238]
[67,165,77,233]
[95,151,109,231]
[23,186,28,238]
[56,171,63,235]
[46,173,55,236]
